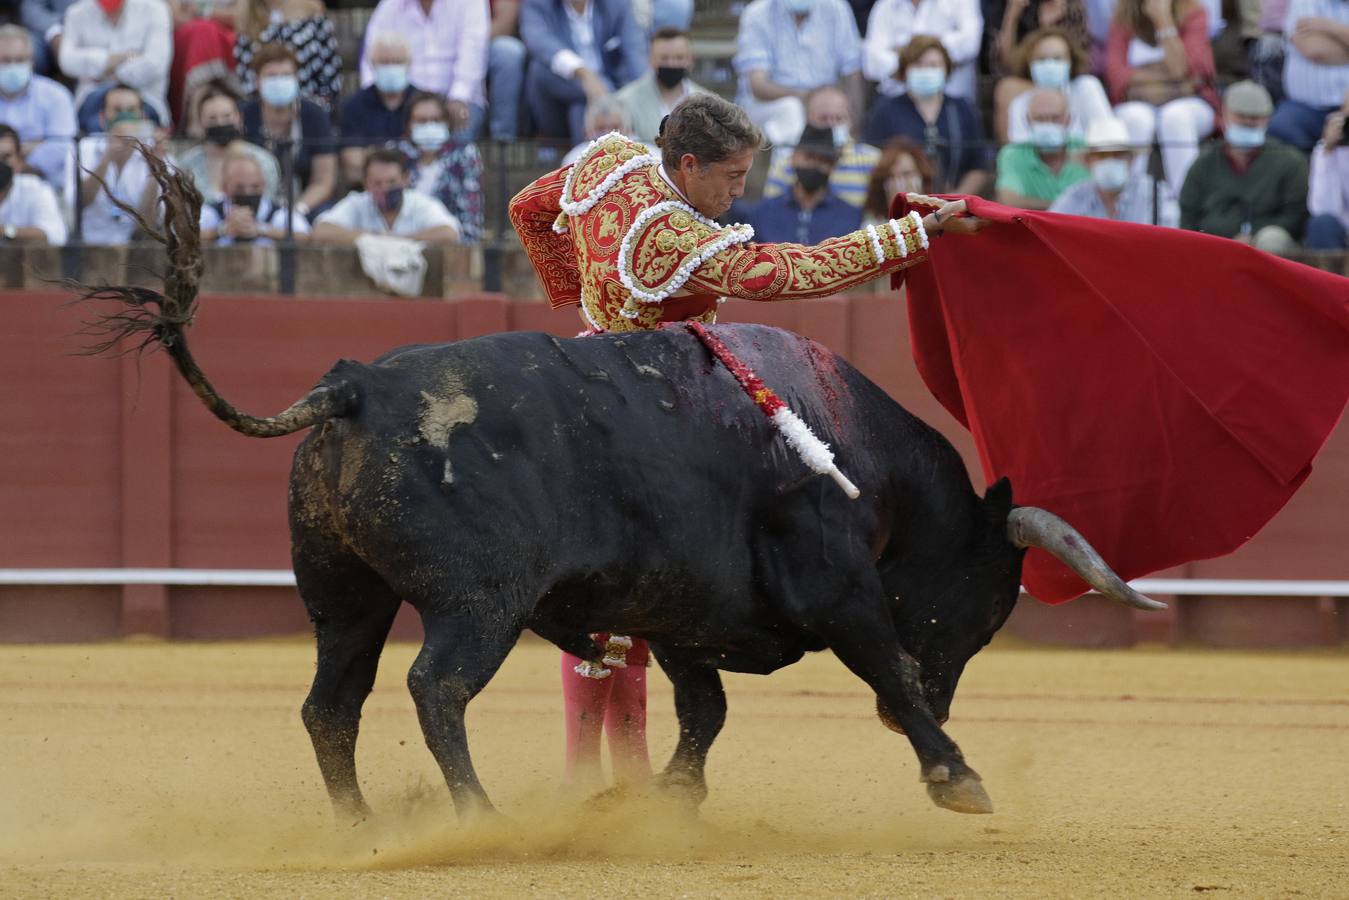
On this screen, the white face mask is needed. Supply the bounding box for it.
[0,61,32,94]
[259,74,299,107]
[374,64,409,94]
[1225,123,1266,149]
[783,0,813,12]
[1090,158,1130,192]
[1029,121,1067,149]
[831,123,850,146]
[411,120,450,150]
[1030,58,1071,90]
[906,66,946,98]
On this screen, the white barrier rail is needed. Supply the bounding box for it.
[0,570,1347,596]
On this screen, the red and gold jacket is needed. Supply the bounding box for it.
[508,133,932,332]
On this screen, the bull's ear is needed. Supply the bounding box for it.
[983,477,1014,520]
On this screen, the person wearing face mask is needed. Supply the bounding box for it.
[340,31,419,192]
[614,27,710,144]
[989,0,1090,77]
[233,0,342,111]
[76,88,168,243]
[748,122,863,243]
[863,36,992,194]
[0,25,76,194]
[862,0,983,100]
[58,0,172,132]
[1050,115,1179,224]
[0,124,67,245]
[994,27,1111,144]
[862,136,935,224]
[996,87,1090,209]
[199,149,310,245]
[240,42,335,220]
[1179,80,1308,255]
[173,82,281,203]
[397,92,483,245]
[761,85,882,209]
[313,147,461,245]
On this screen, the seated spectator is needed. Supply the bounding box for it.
[399,92,483,245]
[174,83,280,203]
[488,0,526,142]
[166,0,237,128]
[0,24,75,192]
[1106,0,1219,193]
[996,87,1090,208]
[76,97,165,243]
[234,0,341,111]
[18,0,78,75]
[200,148,309,245]
[341,31,417,190]
[994,26,1111,144]
[615,27,710,144]
[989,0,1090,77]
[863,36,992,193]
[1179,81,1308,254]
[1268,0,1349,152]
[862,136,934,224]
[522,0,646,142]
[863,0,982,100]
[313,147,461,244]
[0,123,67,244]
[1306,100,1349,250]
[734,0,864,147]
[360,0,487,141]
[748,123,862,243]
[58,0,172,130]
[762,85,880,208]
[562,95,634,164]
[1050,115,1179,224]
[240,43,335,220]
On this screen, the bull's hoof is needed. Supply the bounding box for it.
[924,768,993,814]
[652,769,709,807]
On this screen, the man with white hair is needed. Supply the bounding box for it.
[342,31,419,188]
[358,0,489,139]
[0,25,76,194]
[561,94,632,164]
[1050,117,1179,226]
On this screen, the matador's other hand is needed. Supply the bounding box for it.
[916,198,988,237]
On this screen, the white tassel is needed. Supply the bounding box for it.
[770,407,861,500]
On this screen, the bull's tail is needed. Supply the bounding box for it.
[67,146,353,438]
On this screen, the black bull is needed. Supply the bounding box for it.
[89,304,1163,819]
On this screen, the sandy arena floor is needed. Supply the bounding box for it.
[1,635,1346,898]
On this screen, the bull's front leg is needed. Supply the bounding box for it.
[650,644,726,806]
[813,604,992,814]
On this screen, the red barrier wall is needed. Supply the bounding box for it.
[1,290,1345,645]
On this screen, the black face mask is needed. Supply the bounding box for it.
[378,187,404,212]
[655,66,687,89]
[796,165,829,194]
[231,193,263,213]
[0,160,12,194]
[205,124,240,147]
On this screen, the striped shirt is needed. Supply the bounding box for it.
[760,140,882,208]
[1283,0,1349,107]
[734,0,862,105]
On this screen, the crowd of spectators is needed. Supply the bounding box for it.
[0,0,1345,260]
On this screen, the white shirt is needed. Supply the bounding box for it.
[199,196,312,245]
[863,0,983,100]
[76,136,153,244]
[57,0,172,122]
[1007,76,1113,143]
[316,189,461,237]
[0,173,68,245]
[550,0,606,81]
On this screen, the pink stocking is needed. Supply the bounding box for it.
[604,661,652,784]
[561,651,612,787]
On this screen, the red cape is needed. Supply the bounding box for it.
[891,196,1349,603]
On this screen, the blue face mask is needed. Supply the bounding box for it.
[0,62,32,94]
[905,66,946,98]
[374,64,409,94]
[259,74,299,107]
[1090,158,1131,191]
[1029,121,1067,149]
[1030,58,1071,90]
[783,0,813,12]
[1225,123,1266,149]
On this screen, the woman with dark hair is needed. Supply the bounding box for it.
[863,36,992,194]
[395,92,484,246]
[1106,0,1218,192]
[509,92,983,793]
[994,26,1112,143]
[173,81,282,203]
[863,138,936,224]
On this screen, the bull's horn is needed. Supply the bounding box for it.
[1006,508,1167,611]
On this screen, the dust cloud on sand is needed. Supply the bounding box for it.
[2,637,1346,897]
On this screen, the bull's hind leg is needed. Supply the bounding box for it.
[296,559,402,821]
[406,605,526,818]
[650,645,726,806]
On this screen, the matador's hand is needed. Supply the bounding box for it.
[911,196,988,237]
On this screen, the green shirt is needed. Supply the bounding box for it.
[1178,138,1309,239]
[995,140,1089,204]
